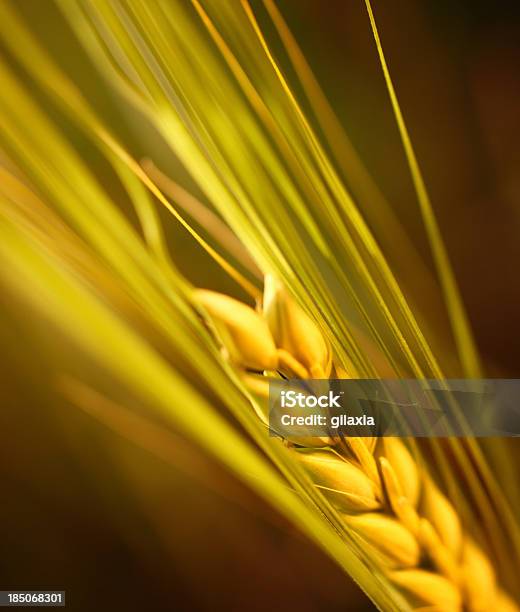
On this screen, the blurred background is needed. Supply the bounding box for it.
[1,0,519,610]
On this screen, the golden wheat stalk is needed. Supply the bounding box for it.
[195,283,519,612]
[0,1,519,610]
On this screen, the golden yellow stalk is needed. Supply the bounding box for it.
[0,1,518,610]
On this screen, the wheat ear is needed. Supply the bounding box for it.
[194,284,518,612]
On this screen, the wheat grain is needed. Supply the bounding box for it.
[0,0,516,608]
[195,282,519,612]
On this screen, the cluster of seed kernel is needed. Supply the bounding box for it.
[195,277,517,612]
